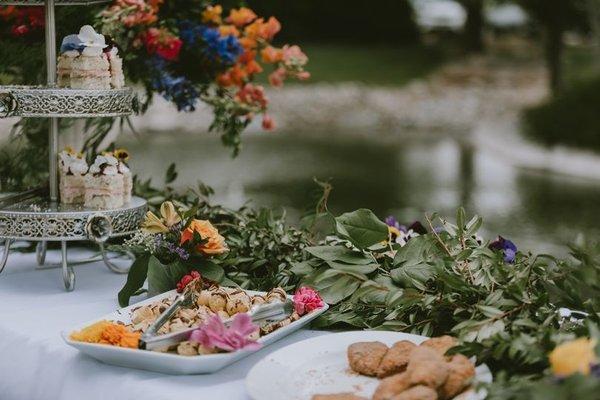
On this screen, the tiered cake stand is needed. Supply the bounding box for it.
[0,0,147,290]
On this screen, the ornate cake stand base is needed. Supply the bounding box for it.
[0,197,147,291]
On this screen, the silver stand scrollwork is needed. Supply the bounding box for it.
[0,0,145,290]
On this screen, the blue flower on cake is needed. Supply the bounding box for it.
[57,25,124,89]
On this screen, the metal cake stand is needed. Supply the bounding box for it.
[0,0,146,291]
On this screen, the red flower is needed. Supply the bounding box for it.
[293,287,324,316]
[11,24,29,36]
[262,114,275,131]
[143,28,183,61]
[235,83,268,109]
[176,270,201,293]
[156,37,182,61]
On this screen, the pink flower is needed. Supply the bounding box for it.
[262,115,275,131]
[268,67,286,87]
[297,71,311,81]
[293,287,324,316]
[282,45,308,66]
[189,314,261,352]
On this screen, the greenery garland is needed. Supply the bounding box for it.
[116,173,600,399]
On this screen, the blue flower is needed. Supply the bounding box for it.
[179,21,242,67]
[148,57,199,112]
[60,34,84,53]
[489,236,517,263]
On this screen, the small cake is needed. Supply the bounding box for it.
[114,148,132,204]
[105,45,125,89]
[58,148,88,204]
[84,154,124,209]
[57,50,79,88]
[57,25,124,90]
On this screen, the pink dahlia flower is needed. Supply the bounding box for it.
[189,313,261,352]
[293,286,324,316]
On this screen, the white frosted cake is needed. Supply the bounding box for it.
[57,25,125,90]
[84,154,124,209]
[58,149,88,204]
[113,149,132,204]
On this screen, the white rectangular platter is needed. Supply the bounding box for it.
[62,289,329,375]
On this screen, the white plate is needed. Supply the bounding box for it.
[62,289,328,375]
[246,331,492,400]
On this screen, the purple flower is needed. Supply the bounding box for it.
[165,241,190,260]
[385,216,400,229]
[489,236,517,263]
[189,314,261,352]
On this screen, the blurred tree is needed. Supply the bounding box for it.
[588,0,600,61]
[243,0,420,45]
[457,0,485,53]
[517,0,588,94]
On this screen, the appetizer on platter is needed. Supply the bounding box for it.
[70,279,324,357]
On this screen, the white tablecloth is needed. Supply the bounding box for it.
[0,247,328,400]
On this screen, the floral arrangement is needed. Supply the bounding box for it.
[190,313,261,352]
[0,2,310,192]
[98,1,310,153]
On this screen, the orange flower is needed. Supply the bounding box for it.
[219,24,240,37]
[217,72,233,87]
[229,64,248,86]
[0,6,16,18]
[99,324,141,349]
[261,46,283,64]
[227,7,257,27]
[245,59,263,75]
[180,219,228,256]
[259,17,281,41]
[70,321,141,349]
[238,36,257,50]
[202,4,222,24]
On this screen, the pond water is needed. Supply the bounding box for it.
[119,132,600,255]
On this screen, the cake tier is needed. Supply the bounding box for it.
[0,196,146,241]
[0,86,135,118]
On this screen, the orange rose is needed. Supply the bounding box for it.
[180,219,228,255]
[227,7,257,27]
[259,17,281,40]
[202,4,222,24]
[245,59,263,75]
[219,24,240,37]
[261,46,283,64]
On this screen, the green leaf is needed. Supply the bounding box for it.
[390,263,435,290]
[165,163,178,184]
[191,260,225,283]
[305,246,373,264]
[477,305,504,318]
[334,209,389,249]
[327,261,379,275]
[147,256,173,297]
[319,274,362,304]
[393,234,440,266]
[118,253,150,307]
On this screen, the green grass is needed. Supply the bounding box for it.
[259,44,449,87]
